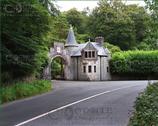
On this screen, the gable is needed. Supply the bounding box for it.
[82,42,97,51]
[71,42,110,57]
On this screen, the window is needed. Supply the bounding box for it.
[83,66,86,73]
[94,66,96,73]
[84,51,96,59]
[88,51,91,58]
[85,51,88,58]
[92,51,95,58]
[107,67,109,72]
[88,66,92,73]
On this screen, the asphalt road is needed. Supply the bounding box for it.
[0,81,148,126]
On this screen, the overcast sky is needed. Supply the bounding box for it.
[53,0,146,12]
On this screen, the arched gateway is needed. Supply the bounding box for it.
[43,26,111,81]
[43,42,71,80]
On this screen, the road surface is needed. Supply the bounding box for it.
[0,81,148,126]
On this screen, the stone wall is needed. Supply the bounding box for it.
[77,57,101,81]
[70,56,111,81]
[100,56,111,80]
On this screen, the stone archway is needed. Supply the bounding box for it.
[50,55,67,80]
[43,43,70,80]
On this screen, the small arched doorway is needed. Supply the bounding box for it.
[50,55,66,80]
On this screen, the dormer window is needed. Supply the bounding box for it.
[84,50,96,59]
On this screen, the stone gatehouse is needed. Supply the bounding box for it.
[43,26,111,81]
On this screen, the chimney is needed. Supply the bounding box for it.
[95,37,104,46]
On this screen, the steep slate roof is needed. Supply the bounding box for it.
[71,42,110,57]
[65,26,78,46]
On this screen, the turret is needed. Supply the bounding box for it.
[65,25,78,54]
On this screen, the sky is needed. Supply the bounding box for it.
[53,0,146,12]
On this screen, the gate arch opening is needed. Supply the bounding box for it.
[51,55,66,80]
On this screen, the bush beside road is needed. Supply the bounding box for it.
[129,82,158,126]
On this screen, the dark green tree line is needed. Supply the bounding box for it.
[143,0,158,49]
[87,0,151,50]
[1,0,51,82]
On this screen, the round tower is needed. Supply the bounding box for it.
[65,25,78,54]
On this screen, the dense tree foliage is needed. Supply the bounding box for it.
[143,0,158,49]
[48,14,69,43]
[64,8,88,34]
[125,5,150,43]
[87,0,151,50]
[63,8,90,43]
[1,0,51,82]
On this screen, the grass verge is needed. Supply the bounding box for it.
[128,82,158,126]
[0,80,52,104]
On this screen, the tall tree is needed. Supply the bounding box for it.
[64,8,88,34]
[124,5,150,43]
[144,0,158,49]
[47,14,69,43]
[87,0,150,50]
[1,0,51,82]
[88,0,135,50]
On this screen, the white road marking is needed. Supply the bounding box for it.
[15,85,139,126]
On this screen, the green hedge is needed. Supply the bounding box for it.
[110,51,158,75]
[128,82,158,126]
[0,80,52,104]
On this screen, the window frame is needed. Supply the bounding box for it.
[88,65,92,73]
[84,50,97,59]
[94,65,96,73]
[85,51,88,58]
[92,51,95,58]
[83,65,86,73]
[88,51,92,58]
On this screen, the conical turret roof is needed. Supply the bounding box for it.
[65,25,78,46]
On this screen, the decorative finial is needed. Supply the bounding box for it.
[88,37,91,42]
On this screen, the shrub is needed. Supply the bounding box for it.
[0,87,16,103]
[0,80,52,104]
[128,82,158,126]
[110,51,158,76]
[104,43,122,53]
